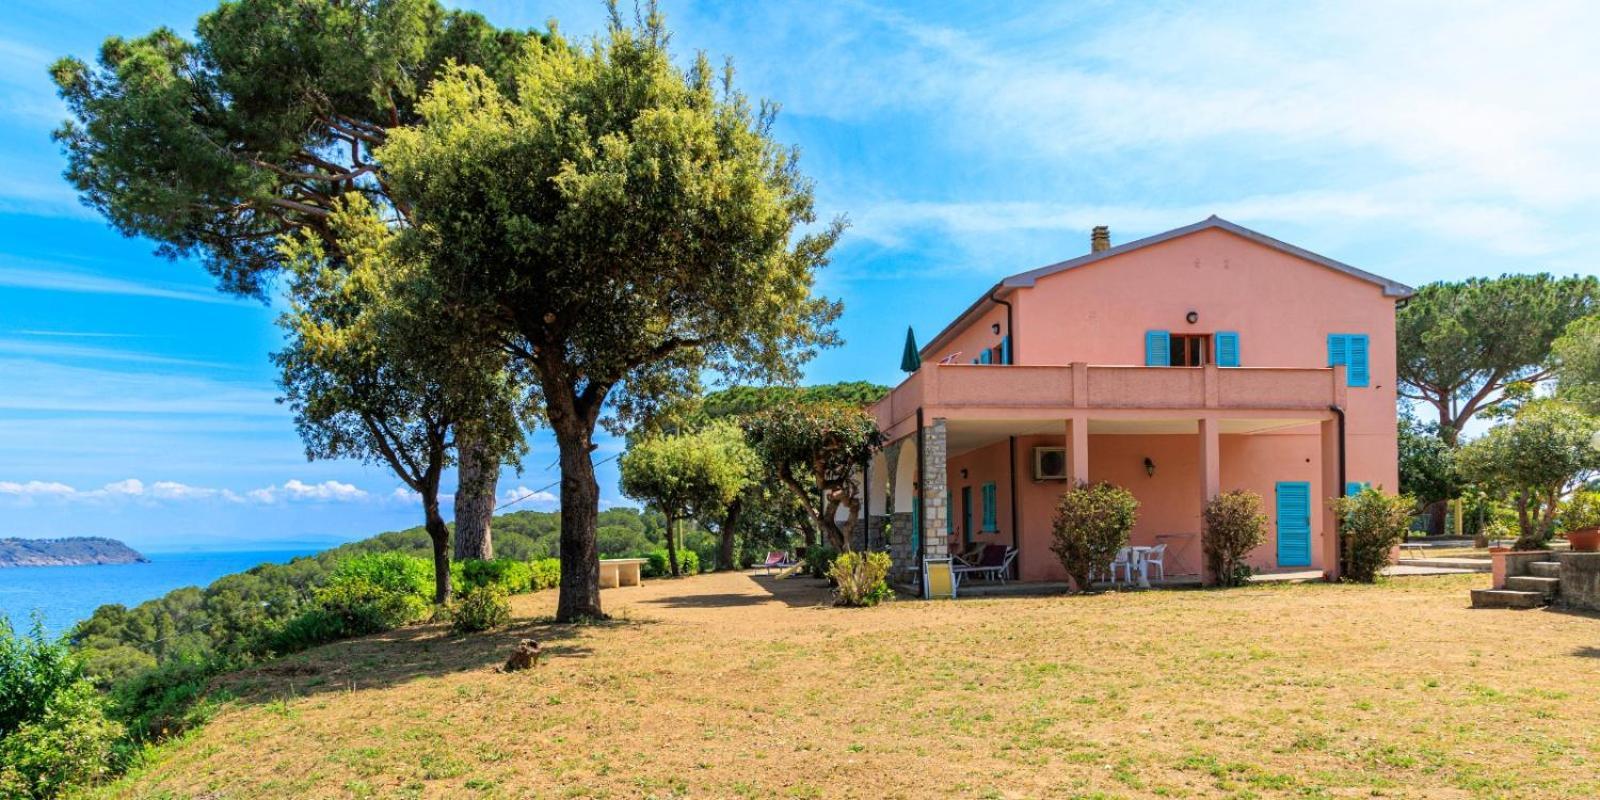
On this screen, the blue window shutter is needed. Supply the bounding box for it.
[1215,331,1240,367]
[1348,334,1370,387]
[979,349,992,364]
[1001,335,1011,365]
[1145,330,1171,366]
[981,483,997,532]
[1327,334,1347,367]
[1345,481,1368,496]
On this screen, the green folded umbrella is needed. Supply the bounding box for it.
[900,326,921,373]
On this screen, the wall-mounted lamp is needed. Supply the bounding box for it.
[1185,310,1199,324]
[1143,457,1156,477]
[960,468,969,479]
[991,323,1002,335]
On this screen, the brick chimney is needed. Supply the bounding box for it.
[1091,225,1110,253]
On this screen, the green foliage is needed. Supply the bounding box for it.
[1555,314,1600,414]
[530,559,562,591]
[0,618,83,740]
[744,401,883,550]
[1398,414,1459,507]
[0,682,125,798]
[313,576,431,638]
[828,552,894,607]
[1050,482,1140,592]
[1202,490,1267,588]
[1334,488,1414,583]
[1398,275,1600,444]
[450,585,512,634]
[458,558,535,593]
[108,657,224,743]
[646,549,700,578]
[804,545,840,581]
[1457,401,1600,549]
[331,552,434,598]
[1558,490,1600,532]
[0,620,123,797]
[621,421,759,575]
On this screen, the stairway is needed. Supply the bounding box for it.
[1471,559,1562,609]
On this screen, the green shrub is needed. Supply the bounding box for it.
[645,548,699,577]
[107,656,224,742]
[313,576,430,638]
[1,617,83,739]
[828,551,894,606]
[0,681,125,798]
[459,558,535,593]
[804,545,839,580]
[1050,482,1139,592]
[451,585,512,634]
[1559,489,1600,532]
[1335,487,1413,583]
[1203,490,1267,587]
[329,552,433,599]
[529,558,561,590]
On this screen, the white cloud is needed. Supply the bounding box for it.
[499,486,558,510]
[0,477,375,506]
[0,480,76,498]
[0,260,239,305]
[247,479,369,504]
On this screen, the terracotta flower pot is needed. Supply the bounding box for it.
[1567,526,1600,552]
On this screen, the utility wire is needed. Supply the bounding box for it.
[494,452,621,511]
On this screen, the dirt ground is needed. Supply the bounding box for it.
[99,570,1600,799]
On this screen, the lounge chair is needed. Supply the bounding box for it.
[953,544,1016,585]
[761,551,797,576]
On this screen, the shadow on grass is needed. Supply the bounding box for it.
[1572,646,1600,659]
[219,613,651,703]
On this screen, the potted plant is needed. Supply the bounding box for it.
[1559,490,1600,552]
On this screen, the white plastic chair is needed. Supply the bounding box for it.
[1109,547,1135,586]
[1143,543,1167,583]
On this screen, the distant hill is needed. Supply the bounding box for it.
[0,536,149,567]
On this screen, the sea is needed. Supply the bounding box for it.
[0,549,320,639]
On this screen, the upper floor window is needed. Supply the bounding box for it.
[1169,334,1210,367]
[1146,331,1240,367]
[1327,333,1370,387]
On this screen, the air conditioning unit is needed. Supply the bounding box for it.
[1033,447,1068,481]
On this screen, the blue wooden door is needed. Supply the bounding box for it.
[1275,481,1312,567]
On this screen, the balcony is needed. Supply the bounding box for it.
[874,362,1345,440]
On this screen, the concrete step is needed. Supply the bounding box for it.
[1528,561,1562,578]
[1505,575,1560,599]
[1470,588,1548,609]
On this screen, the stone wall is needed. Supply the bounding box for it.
[888,511,916,585]
[1557,552,1600,611]
[922,418,950,564]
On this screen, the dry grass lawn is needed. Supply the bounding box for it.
[97,571,1600,799]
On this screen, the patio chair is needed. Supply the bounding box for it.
[761,551,796,576]
[1143,543,1167,583]
[1109,547,1136,586]
[953,544,1016,585]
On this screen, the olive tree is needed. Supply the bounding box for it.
[743,401,883,551]
[1457,401,1600,550]
[620,422,757,576]
[380,11,842,620]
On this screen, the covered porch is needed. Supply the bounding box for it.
[861,362,1350,593]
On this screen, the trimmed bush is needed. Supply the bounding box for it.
[1559,489,1600,532]
[1335,487,1413,583]
[451,585,512,634]
[530,558,561,590]
[646,548,699,577]
[313,576,430,638]
[459,558,535,593]
[828,551,893,607]
[1050,482,1139,592]
[329,552,433,599]
[1203,490,1267,587]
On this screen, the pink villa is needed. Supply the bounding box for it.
[859,217,1413,590]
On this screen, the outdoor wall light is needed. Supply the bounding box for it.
[1144,457,1156,477]
[991,323,1002,334]
[960,468,969,479]
[1185,310,1199,324]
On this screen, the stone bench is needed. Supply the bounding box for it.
[599,557,648,589]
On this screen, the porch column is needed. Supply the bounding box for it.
[1320,417,1342,581]
[1198,415,1221,585]
[922,417,950,563]
[1065,413,1090,485]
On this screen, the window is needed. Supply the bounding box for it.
[1327,333,1370,387]
[961,486,973,544]
[981,482,998,533]
[1169,334,1210,367]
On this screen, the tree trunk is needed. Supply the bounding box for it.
[1422,499,1447,537]
[453,420,497,561]
[664,513,681,577]
[423,495,452,605]
[717,498,742,571]
[552,409,604,622]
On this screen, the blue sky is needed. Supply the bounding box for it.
[1,1,1597,551]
